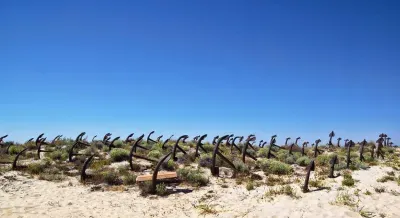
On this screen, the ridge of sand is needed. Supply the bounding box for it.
[1,166,400,218]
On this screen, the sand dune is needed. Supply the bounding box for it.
[1,165,400,218]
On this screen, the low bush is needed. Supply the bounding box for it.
[123,174,137,185]
[147,150,162,159]
[296,156,311,166]
[257,159,293,175]
[110,148,129,162]
[177,168,209,186]
[156,183,168,196]
[8,146,23,155]
[103,171,122,185]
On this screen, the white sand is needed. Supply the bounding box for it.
[1,166,400,218]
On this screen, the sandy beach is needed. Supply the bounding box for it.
[1,163,399,218]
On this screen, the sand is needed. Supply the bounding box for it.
[1,164,400,218]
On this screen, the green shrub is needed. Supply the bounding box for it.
[203,144,214,153]
[138,181,152,196]
[177,168,209,186]
[285,156,296,165]
[114,140,124,148]
[246,181,254,191]
[234,161,250,175]
[110,148,129,162]
[27,162,49,174]
[147,150,162,159]
[123,174,137,185]
[342,172,355,187]
[296,156,311,166]
[38,173,65,182]
[257,159,293,175]
[48,150,67,161]
[316,154,332,166]
[8,146,23,155]
[257,148,269,158]
[162,159,177,171]
[90,159,111,170]
[103,171,122,185]
[156,183,168,196]
[377,175,395,183]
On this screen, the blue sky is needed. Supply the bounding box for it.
[1,1,399,145]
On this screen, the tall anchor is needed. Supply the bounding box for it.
[171,135,189,161]
[242,135,257,163]
[313,139,322,158]
[211,135,237,177]
[161,135,174,150]
[147,131,157,144]
[267,135,282,159]
[195,134,208,157]
[128,134,156,171]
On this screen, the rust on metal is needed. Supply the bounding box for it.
[103,133,112,145]
[242,136,257,163]
[12,147,29,170]
[195,134,208,157]
[37,137,52,159]
[328,155,339,178]
[328,131,335,147]
[303,160,315,193]
[359,139,366,162]
[51,135,63,145]
[125,133,134,143]
[193,135,200,142]
[301,142,309,156]
[108,136,121,151]
[267,135,282,159]
[156,135,163,142]
[231,136,243,153]
[211,135,237,177]
[313,139,322,158]
[128,134,156,171]
[285,137,291,146]
[151,151,173,194]
[212,136,219,145]
[337,137,342,147]
[81,155,95,182]
[147,131,157,144]
[68,132,90,162]
[376,136,384,159]
[172,135,189,161]
[258,140,264,148]
[346,140,355,168]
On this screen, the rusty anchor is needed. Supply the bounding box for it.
[267,135,283,159]
[231,136,243,153]
[301,141,309,156]
[195,134,208,157]
[125,133,135,144]
[328,131,335,148]
[128,134,156,171]
[211,135,237,177]
[359,139,366,162]
[108,136,121,151]
[328,155,339,178]
[337,137,342,147]
[147,131,157,144]
[212,136,219,145]
[242,136,257,163]
[172,135,189,161]
[346,140,355,168]
[313,139,322,158]
[68,132,91,162]
[303,160,315,193]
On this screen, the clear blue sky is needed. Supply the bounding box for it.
[1,1,399,145]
